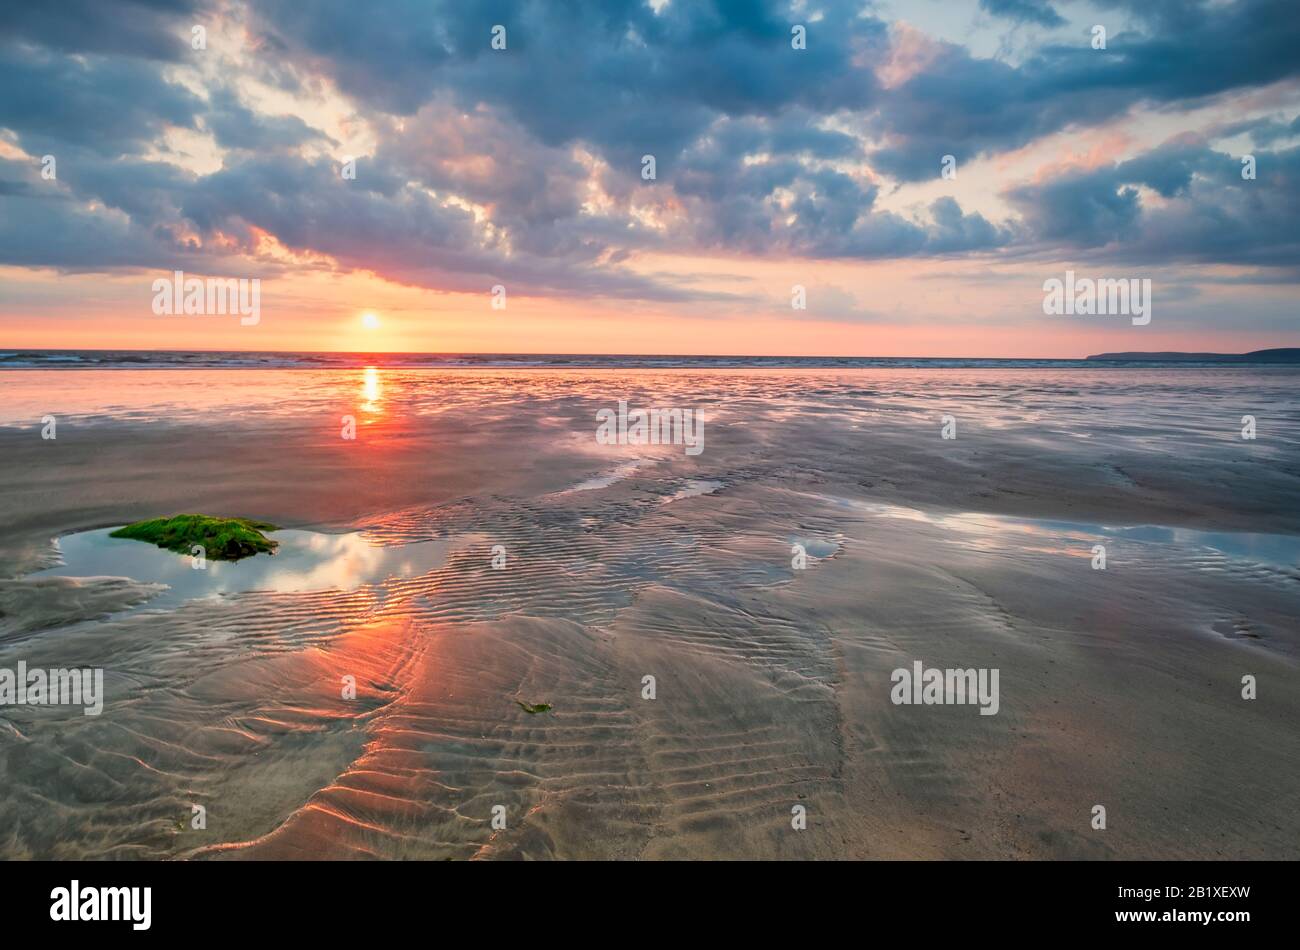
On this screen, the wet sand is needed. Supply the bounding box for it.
[0,366,1297,859]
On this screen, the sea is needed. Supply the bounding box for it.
[0,349,1286,370]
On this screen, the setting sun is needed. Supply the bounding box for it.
[360,312,381,331]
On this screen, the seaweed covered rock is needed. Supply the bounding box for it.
[110,515,279,561]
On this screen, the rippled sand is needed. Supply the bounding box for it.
[0,367,1297,859]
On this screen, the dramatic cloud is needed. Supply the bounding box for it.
[1,0,1297,311]
[1008,141,1300,267]
[871,0,1300,181]
[0,45,203,158]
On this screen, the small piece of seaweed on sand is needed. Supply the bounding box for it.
[110,514,279,562]
[515,700,552,714]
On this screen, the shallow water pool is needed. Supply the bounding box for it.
[32,527,451,608]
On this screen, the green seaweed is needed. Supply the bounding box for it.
[110,514,279,561]
[515,700,552,715]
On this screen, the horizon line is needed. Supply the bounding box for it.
[3,346,1293,361]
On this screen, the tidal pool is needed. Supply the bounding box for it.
[32,527,452,609]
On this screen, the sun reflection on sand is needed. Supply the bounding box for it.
[361,366,383,415]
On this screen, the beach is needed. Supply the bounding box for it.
[0,365,1297,859]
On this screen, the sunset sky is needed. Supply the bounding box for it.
[1,0,1297,357]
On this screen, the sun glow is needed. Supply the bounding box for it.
[361,312,381,330]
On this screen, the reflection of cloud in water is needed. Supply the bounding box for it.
[789,535,839,559]
[830,496,1300,568]
[555,459,644,494]
[32,528,451,610]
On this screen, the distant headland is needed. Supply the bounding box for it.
[1085,348,1300,363]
